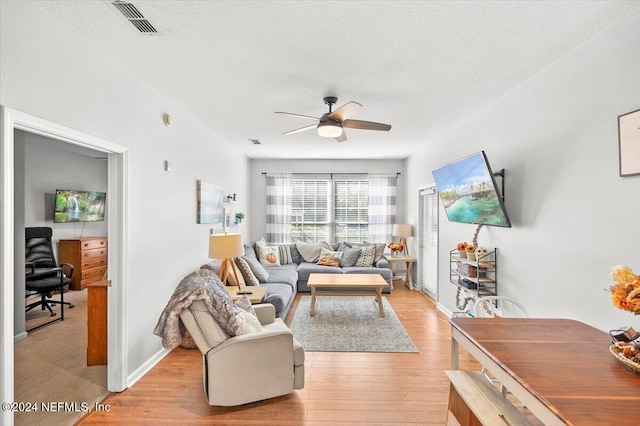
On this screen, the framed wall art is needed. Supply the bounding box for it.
[197,180,225,224]
[619,108,640,177]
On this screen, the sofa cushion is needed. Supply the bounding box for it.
[343,266,393,284]
[243,255,269,282]
[354,245,376,267]
[375,257,390,269]
[244,243,257,259]
[236,257,260,286]
[263,283,294,315]
[338,245,362,267]
[296,241,331,263]
[296,261,344,282]
[317,248,342,267]
[265,264,298,287]
[289,244,302,264]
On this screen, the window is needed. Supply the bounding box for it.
[291,177,369,242]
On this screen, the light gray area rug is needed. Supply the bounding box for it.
[290,296,419,353]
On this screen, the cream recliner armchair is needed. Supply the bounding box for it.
[179,301,305,406]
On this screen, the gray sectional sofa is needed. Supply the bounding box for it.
[202,241,392,320]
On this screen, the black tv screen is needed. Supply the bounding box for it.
[54,189,106,223]
[431,151,511,227]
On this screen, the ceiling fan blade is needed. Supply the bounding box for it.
[275,112,319,121]
[343,119,391,131]
[283,124,317,136]
[335,131,348,142]
[328,101,362,122]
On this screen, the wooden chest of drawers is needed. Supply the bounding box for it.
[59,237,108,291]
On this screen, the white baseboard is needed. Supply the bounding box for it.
[127,347,170,388]
[437,302,453,318]
[14,332,27,343]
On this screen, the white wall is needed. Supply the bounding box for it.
[406,8,640,331]
[249,159,407,242]
[13,130,108,336]
[1,2,249,378]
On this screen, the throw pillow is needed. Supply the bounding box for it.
[235,311,266,335]
[363,241,386,262]
[278,244,293,265]
[234,295,256,316]
[235,257,260,286]
[339,246,362,267]
[242,255,269,282]
[354,244,376,267]
[257,244,281,267]
[296,241,332,263]
[317,248,343,267]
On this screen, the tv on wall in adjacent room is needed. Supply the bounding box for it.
[431,151,511,228]
[54,189,106,223]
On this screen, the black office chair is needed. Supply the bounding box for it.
[25,227,75,331]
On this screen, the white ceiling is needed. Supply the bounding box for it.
[33,0,640,159]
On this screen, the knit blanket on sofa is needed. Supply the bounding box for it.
[153,269,240,349]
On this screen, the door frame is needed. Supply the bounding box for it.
[1,107,129,425]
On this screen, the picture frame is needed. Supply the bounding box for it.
[618,108,640,177]
[197,180,225,224]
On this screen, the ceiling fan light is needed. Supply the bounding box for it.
[317,121,343,138]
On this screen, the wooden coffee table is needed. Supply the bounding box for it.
[226,285,267,304]
[307,273,389,317]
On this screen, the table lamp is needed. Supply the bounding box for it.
[392,224,412,257]
[208,233,244,291]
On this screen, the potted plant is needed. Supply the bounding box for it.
[235,212,245,224]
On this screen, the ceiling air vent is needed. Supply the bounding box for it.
[112,1,157,34]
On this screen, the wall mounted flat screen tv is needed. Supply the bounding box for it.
[54,189,106,223]
[432,151,511,227]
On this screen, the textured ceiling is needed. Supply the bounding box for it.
[33,0,640,159]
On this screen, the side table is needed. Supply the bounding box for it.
[226,285,267,304]
[386,256,417,289]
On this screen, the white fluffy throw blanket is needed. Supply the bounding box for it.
[153,269,240,349]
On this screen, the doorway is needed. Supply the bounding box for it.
[1,107,128,426]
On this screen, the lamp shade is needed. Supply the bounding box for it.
[208,233,244,259]
[392,224,413,237]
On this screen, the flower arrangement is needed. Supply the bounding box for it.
[387,242,405,253]
[464,244,476,253]
[457,242,468,258]
[610,265,640,315]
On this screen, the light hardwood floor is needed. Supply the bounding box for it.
[77,282,482,425]
[15,289,108,426]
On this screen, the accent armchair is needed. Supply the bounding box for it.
[179,301,305,406]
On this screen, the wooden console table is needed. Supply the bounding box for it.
[449,317,640,425]
[87,280,109,366]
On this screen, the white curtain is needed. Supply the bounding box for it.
[367,173,397,243]
[265,173,292,244]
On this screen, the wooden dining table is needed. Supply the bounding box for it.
[450,317,640,425]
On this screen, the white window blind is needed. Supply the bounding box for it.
[419,186,438,297]
[334,179,369,242]
[291,176,369,242]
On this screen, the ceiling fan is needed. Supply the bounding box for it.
[276,97,392,142]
